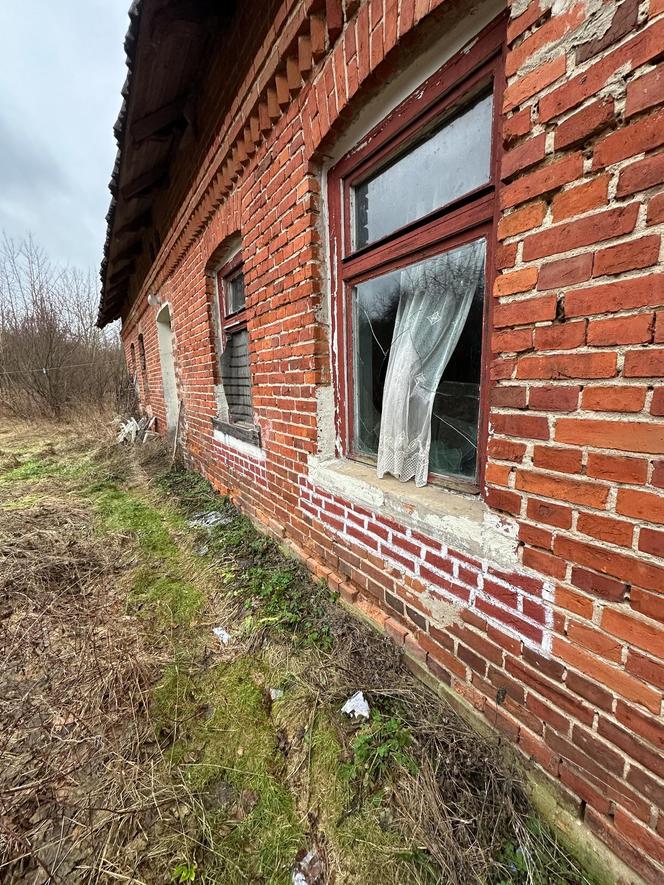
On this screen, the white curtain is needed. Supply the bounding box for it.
[376,240,484,487]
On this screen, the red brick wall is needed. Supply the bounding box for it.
[119,1,664,879]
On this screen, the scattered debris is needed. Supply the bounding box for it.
[341,690,370,720]
[116,415,155,445]
[292,845,324,885]
[269,687,284,701]
[188,510,233,530]
[196,543,209,556]
[212,626,231,646]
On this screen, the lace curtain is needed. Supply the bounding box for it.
[376,240,485,487]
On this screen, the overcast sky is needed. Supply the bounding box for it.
[0,1,129,274]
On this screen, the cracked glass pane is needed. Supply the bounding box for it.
[354,91,493,249]
[352,239,485,481]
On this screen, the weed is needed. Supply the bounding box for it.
[171,859,197,882]
[345,711,417,794]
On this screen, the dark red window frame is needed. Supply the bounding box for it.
[328,13,506,493]
[217,251,247,340]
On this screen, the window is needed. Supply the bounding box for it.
[129,342,138,390]
[329,16,504,490]
[215,254,258,441]
[138,333,149,394]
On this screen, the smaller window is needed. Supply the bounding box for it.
[129,343,138,386]
[217,257,254,428]
[138,333,149,393]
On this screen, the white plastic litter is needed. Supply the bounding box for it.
[341,691,370,719]
[269,688,284,701]
[189,511,233,529]
[212,627,231,646]
[292,874,307,885]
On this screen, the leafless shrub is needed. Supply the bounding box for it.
[0,235,133,418]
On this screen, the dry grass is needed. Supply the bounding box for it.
[0,425,595,885]
[0,490,203,882]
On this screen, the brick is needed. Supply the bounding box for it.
[617,151,664,197]
[516,352,617,380]
[528,385,580,412]
[587,313,654,346]
[570,566,628,602]
[551,175,609,222]
[603,608,664,662]
[581,386,647,414]
[515,469,608,509]
[518,726,560,774]
[616,488,664,525]
[485,487,522,517]
[502,106,532,143]
[501,133,546,180]
[624,347,664,377]
[491,413,549,441]
[494,266,539,297]
[615,809,664,866]
[496,241,517,269]
[556,535,664,593]
[505,657,594,725]
[626,649,664,690]
[503,54,567,111]
[537,254,593,291]
[532,444,582,473]
[648,191,664,225]
[487,436,526,462]
[493,295,557,329]
[565,668,613,711]
[492,327,533,353]
[586,452,648,484]
[576,0,639,64]
[534,321,586,351]
[652,387,664,415]
[497,201,547,240]
[556,417,664,455]
[596,236,661,279]
[500,153,584,210]
[593,108,664,168]
[491,385,528,409]
[639,528,664,557]
[565,275,664,317]
[519,522,553,551]
[631,584,664,627]
[553,637,661,713]
[615,700,664,751]
[555,584,593,618]
[554,97,615,150]
[626,765,664,810]
[523,203,640,261]
[523,546,568,579]
[559,763,611,814]
[625,64,664,117]
[577,512,634,548]
[567,620,622,662]
[598,716,663,778]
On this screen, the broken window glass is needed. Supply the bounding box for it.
[352,238,485,484]
[354,91,493,249]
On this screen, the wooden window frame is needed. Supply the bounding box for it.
[328,13,507,493]
[212,253,261,446]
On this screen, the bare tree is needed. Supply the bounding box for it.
[0,234,134,418]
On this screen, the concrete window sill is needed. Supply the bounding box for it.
[306,455,519,567]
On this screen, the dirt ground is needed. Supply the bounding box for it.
[0,420,596,884]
